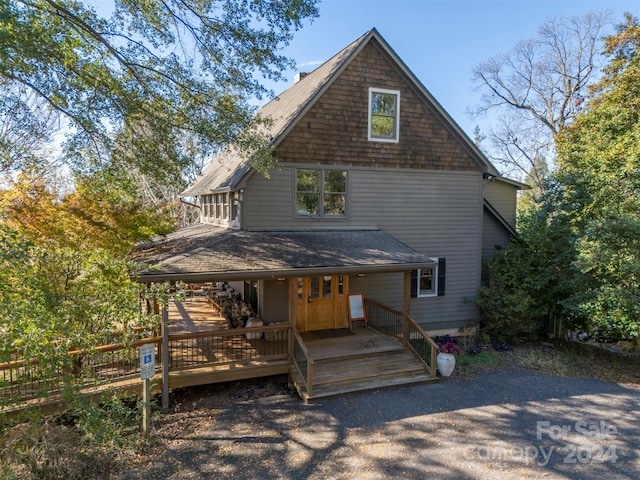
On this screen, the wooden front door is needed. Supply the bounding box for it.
[295,275,349,332]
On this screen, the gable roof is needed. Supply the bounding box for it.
[132,224,436,283]
[182,28,500,197]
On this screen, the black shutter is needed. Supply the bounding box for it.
[437,258,446,296]
[410,269,418,298]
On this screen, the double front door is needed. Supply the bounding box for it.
[295,275,349,332]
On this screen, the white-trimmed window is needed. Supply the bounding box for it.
[296,168,347,217]
[368,87,400,142]
[411,258,446,298]
[222,193,229,220]
[201,192,234,223]
[418,265,437,297]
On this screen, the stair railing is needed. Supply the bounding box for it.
[365,299,438,376]
[291,329,314,398]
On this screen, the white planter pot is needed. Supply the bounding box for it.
[436,352,456,377]
[245,317,263,339]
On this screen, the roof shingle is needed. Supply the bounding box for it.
[133,224,435,282]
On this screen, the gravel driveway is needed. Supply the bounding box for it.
[118,367,639,479]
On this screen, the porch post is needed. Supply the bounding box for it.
[403,270,411,346]
[288,277,296,355]
[161,305,169,410]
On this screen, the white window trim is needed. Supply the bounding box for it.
[417,259,438,297]
[368,87,400,143]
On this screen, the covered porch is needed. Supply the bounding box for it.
[133,225,442,402]
[165,296,439,402]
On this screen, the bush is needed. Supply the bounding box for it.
[476,242,546,343]
[0,393,145,480]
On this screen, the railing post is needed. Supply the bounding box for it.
[307,359,314,399]
[430,344,437,377]
[403,271,411,346]
[161,306,169,410]
[288,278,296,360]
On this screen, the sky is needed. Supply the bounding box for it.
[263,0,639,138]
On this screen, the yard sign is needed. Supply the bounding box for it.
[140,343,155,380]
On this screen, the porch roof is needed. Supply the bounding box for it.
[132,224,436,283]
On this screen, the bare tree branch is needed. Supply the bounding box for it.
[470,11,612,190]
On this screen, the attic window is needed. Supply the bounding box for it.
[368,88,400,142]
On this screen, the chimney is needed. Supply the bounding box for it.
[294,72,309,84]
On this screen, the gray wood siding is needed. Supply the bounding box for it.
[349,168,482,329]
[483,209,512,259]
[484,179,517,227]
[243,169,296,229]
[244,165,483,329]
[260,279,290,324]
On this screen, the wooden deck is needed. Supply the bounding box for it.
[2,299,439,414]
[300,327,404,359]
[168,300,437,401]
[168,297,228,333]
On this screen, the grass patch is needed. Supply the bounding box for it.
[454,349,499,376]
[510,342,640,386]
[451,341,640,386]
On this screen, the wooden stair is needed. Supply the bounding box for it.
[291,347,437,403]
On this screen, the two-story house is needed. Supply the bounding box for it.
[134,28,523,398]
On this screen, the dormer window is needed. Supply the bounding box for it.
[368,87,400,142]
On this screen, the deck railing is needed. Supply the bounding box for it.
[404,317,439,377]
[168,324,290,370]
[365,299,438,376]
[0,337,161,406]
[2,325,291,408]
[365,299,403,339]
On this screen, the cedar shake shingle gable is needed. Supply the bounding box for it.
[182,28,500,198]
[181,31,368,197]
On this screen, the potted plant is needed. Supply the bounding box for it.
[436,338,460,377]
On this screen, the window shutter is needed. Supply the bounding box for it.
[410,270,418,298]
[437,258,446,296]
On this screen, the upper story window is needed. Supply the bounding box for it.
[202,194,212,218]
[368,87,400,143]
[200,191,240,227]
[296,168,347,217]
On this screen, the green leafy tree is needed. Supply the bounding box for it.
[478,14,640,343]
[554,13,640,341]
[477,180,577,342]
[0,0,319,181]
[0,225,156,399]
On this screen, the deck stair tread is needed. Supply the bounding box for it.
[312,350,426,385]
[291,346,437,402]
[310,371,437,399]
